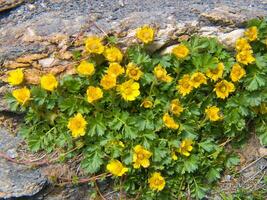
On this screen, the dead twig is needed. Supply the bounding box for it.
[57,173,112,185]
[219,137,233,147]
[90,20,109,37]
[238,156,264,174]
[0,151,50,166]
[95,178,107,200]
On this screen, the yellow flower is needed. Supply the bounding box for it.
[106,160,128,176]
[148,172,166,191]
[117,80,140,101]
[85,36,104,54]
[109,140,125,148]
[141,98,153,108]
[176,74,193,96]
[230,63,246,82]
[40,74,58,91]
[214,80,235,99]
[205,106,223,121]
[190,72,207,88]
[118,141,125,148]
[136,25,154,44]
[12,87,30,105]
[153,65,166,79]
[171,151,178,160]
[104,46,123,63]
[7,69,24,86]
[126,62,143,81]
[67,113,87,138]
[100,74,117,90]
[161,75,173,83]
[206,63,224,82]
[178,139,193,156]
[163,113,179,129]
[235,38,251,51]
[86,86,103,103]
[133,145,152,169]
[153,64,173,83]
[172,44,189,59]
[244,26,258,41]
[106,63,124,77]
[170,99,184,116]
[77,60,95,76]
[236,50,255,65]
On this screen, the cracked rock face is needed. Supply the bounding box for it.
[0,0,266,64]
[0,128,47,199]
[0,0,25,12]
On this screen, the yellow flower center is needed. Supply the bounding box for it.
[142,32,150,38]
[183,82,190,88]
[154,179,163,185]
[137,153,144,159]
[220,85,227,92]
[193,76,201,82]
[130,69,138,76]
[74,120,82,129]
[210,68,219,74]
[92,43,99,49]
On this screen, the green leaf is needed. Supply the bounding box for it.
[199,140,216,152]
[255,121,267,146]
[123,125,138,139]
[258,133,267,146]
[206,167,222,182]
[31,86,47,105]
[153,146,169,162]
[192,179,208,199]
[89,115,106,136]
[82,150,104,174]
[245,74,266,91]
[255,55,267,69]
[107,36,118,44]
[72,50,82,60]
[60,75,82,93]
[5,93,19,112]
[182,155,198,173]
[226,154,240,168]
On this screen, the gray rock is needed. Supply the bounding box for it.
[0,128,47,199]
[217,29,245,48]
[0,85,11,112]
[200,6,266,27]
[1,0,267,66]
[0,0,24,12]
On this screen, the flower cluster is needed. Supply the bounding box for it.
[6,19,267,199]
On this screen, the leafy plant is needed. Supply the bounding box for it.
[5,18,267,199]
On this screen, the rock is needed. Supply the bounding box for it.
[0,85,11,112]
[201,6,266,27]
[38,57,59,68]
[0,0,24,12]
[218,29,245,48]
[15,53,48,64]
[0,128,47,199]
[24,68,42,84]
[3,61,30,69]
[36,185,91,200]
[160,45,176,55]
[199,26,221,37]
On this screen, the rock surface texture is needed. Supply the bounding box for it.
[0,0,266,199]
[0,128,47,199]
[0,0,267,63]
